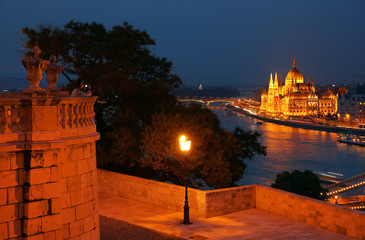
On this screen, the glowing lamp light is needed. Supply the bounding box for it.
[179,135,191,152]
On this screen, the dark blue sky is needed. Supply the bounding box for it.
[1,0,364,87]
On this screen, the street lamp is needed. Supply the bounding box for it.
[179,135,191,152]
[179,135,192,225]
[335,195,338,204]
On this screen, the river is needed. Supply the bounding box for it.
[208,106,365,186]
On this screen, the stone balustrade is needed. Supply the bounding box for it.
[0,93,97,143]
[0,92,100,240]
[59,97,96,129]
[58,96,97,139]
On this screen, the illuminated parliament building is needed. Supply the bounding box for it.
[260,59,337,116]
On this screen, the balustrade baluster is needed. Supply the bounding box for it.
[68,104,75,128]
[81,103,87,127]
[79,103,84,127]
[87,102,92,126]
[74,103,80,127]
[61,104,68,129]
[84,102,90,126]
[89,102,95,126]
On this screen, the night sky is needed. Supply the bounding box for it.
[0,0,364,87]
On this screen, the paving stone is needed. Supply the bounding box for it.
[99,193,355,240]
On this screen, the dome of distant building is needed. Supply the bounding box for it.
[285,58,304,84]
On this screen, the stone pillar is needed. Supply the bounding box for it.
[0,92,99,240]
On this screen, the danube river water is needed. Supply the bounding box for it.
[208,106,365,186]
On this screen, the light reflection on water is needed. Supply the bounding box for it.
[209,106,365,186]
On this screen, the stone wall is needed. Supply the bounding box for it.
[98,169,208,217]
[98,169,365,239]
[99,169,255,218]
[0,151,24,239]
[204,186,256,217]
[256,185,365,239]
[60,137,100,240]
[0,93,100,240]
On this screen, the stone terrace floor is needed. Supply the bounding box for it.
[99,193,356,240]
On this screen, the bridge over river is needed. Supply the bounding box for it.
[325,173,365,211]
[178,97,236,106]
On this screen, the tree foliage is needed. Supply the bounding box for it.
[271,170,328,200]
[140,104,266,188]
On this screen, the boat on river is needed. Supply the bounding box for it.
[337,133,365,146]
[315,172,344,185]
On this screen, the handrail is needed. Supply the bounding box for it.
[58,96,97,129]
[0,93,97,142]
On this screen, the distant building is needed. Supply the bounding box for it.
[333,86,347,97]
[260,59,337,116]
[338,94,365,124]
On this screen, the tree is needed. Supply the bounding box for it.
[271,170,328,200]
[140,104,266,188]
[22,21,267,189]
[22,21,181,167]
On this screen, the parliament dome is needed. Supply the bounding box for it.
[285,58,304,83]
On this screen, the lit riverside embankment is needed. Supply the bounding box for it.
[229,102,365,136]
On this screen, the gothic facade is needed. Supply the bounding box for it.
[260,59,337,116]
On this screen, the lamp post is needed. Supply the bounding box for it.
[179,135,192,225]
[335,195,338,204]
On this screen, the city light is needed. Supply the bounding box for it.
[179,135,191,152]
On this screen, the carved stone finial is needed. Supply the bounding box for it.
[22,46,49,92]
[31,46,41,57]
[45,55,63,90]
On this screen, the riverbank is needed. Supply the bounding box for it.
[227,105,365,135]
